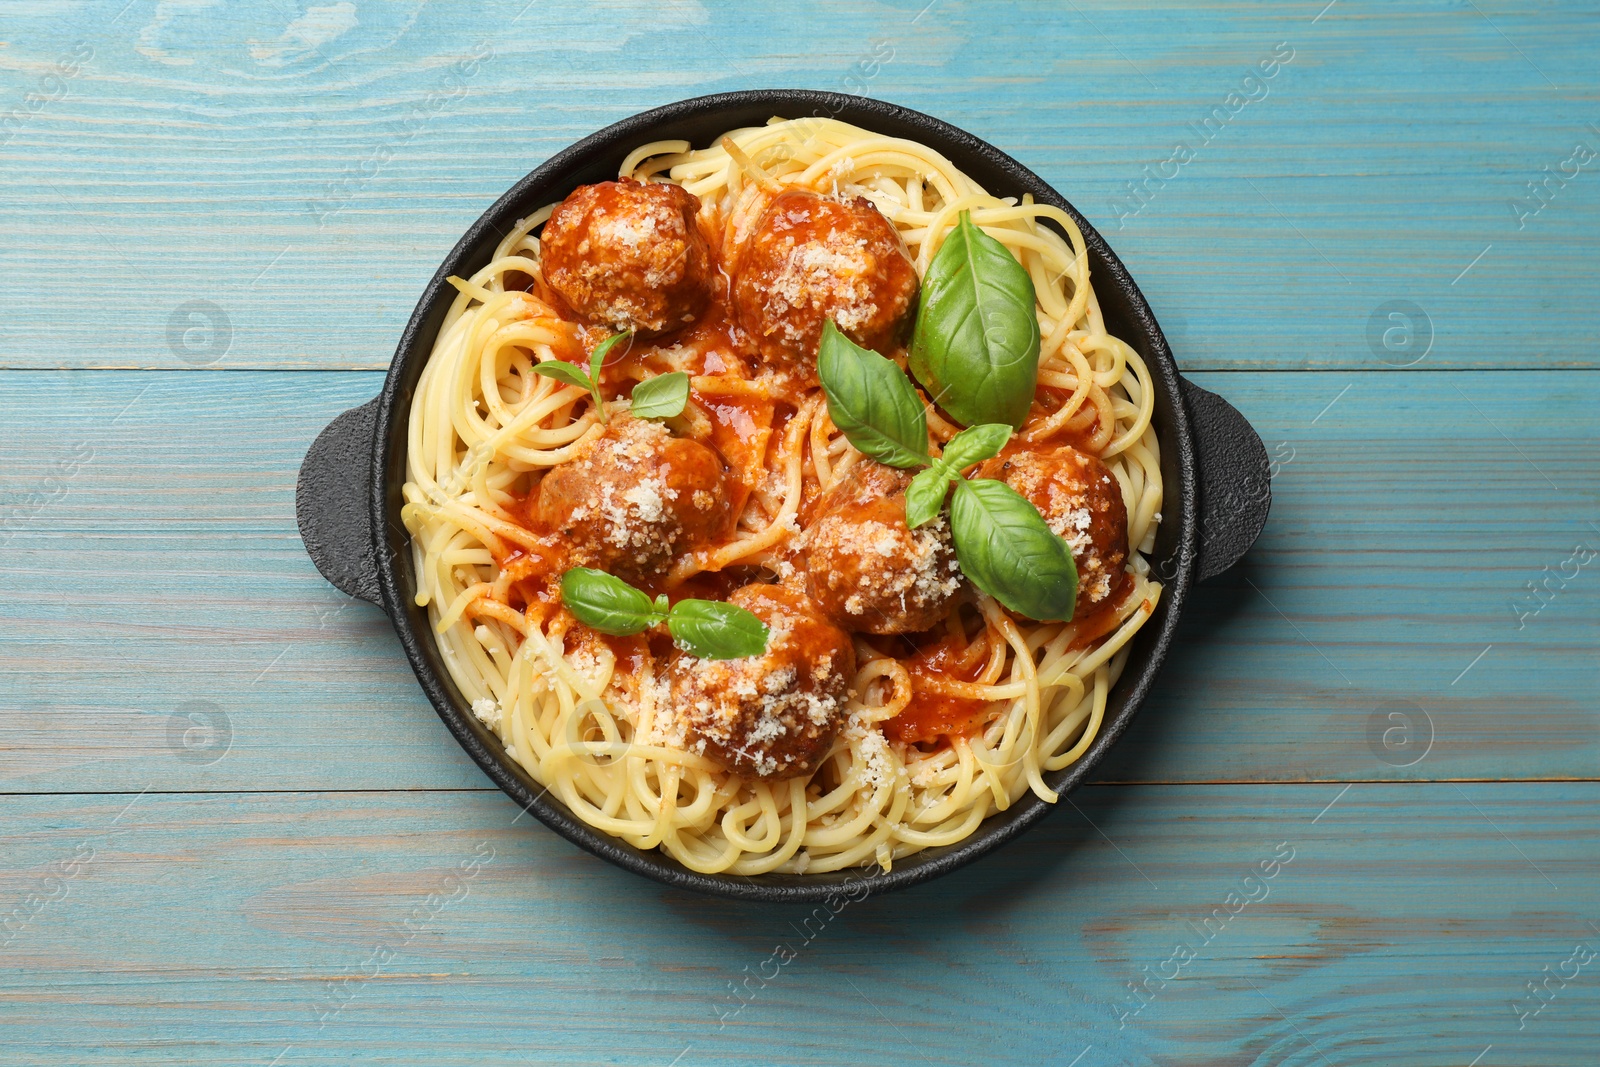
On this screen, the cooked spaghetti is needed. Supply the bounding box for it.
[401,117,1163,875]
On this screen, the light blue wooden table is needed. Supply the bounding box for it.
[2,1,1596,1063]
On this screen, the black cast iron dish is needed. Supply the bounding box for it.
[296,90,1271,902]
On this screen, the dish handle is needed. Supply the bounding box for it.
[1180,379,1271,580]
[296,397,384,606]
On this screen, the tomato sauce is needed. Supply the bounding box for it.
[494,545,564,613]
[600,632,649,676]
[639,566,746,604]
[692,393,767,488]
[1027,385,1104,454]
[1066,574,1136,650]
[884,634,994,746]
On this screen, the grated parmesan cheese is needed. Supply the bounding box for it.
[847,713,895,796]
[470,697,503,730]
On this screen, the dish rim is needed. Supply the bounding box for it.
[370,89,1200,902]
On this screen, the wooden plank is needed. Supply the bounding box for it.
[0,784,1594,1065]
[0,1,1594,370]
[0,368,1594,791]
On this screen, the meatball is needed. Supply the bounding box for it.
[665,584,855,780]
[732,190,919,374]
[994,446,1128,615]
[530,414,732,579]
[540,180,713,334]
[803,461,962,634]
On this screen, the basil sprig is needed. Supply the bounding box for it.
[817,321,930,469]
[909,210,1041,429]
[628,371,689,420]
[949,479,1079,622]
[907,219,1076,621]
[904,423,1013,528]
[559,567,769,660]
[532,330,632,422]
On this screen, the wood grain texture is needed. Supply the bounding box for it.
[0,786,1596,1066]
[0,0,1595,370]
[1,1,1596,1063]
[0,369,1593,792]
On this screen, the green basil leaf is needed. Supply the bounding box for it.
[901,424,1012,528]
[587,331,635,421]
[532,331,631,423]
[909,211,1041,429]
[940,423,1013,470]
[904,466,953,529]
[531,360,595,393]
[949,478,1078,621]
[817,320,931,469]
[559,567,668,636]
[629,371,690,420]
[666,599,771,660]
[589,329,632,380]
